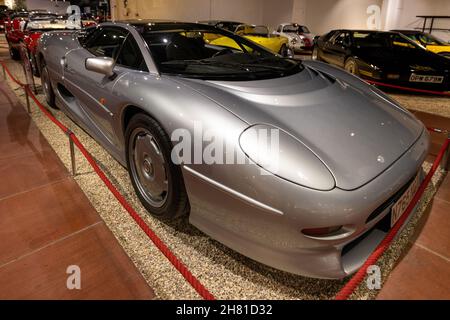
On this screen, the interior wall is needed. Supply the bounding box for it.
[262,0,294,29]
[301,0,384,35]
[382,0,450,41]
[109,0,450,40]
[111,0,264,25]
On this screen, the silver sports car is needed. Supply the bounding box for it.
[36,21,429,279]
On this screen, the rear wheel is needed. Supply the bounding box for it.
[344,58,360,77]
[40,61,56,109]
[9,45,20,60]
[126,113,189,220]
[30,52,40,77]
[312,46,321,61]
[279,44,289,57]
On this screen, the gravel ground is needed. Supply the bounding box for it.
[0,38,447,300]
[390,93,450,118]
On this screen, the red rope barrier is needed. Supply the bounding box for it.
[2,62,215,300]
[335,137,450,300]
[366,79,450,97]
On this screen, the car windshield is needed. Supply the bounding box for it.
[30,13,58,21]
[352,31,425,50]
[299,26,310,33]
[237,25,269,36]
[412,33,447,46]
[136,25,303,80]
[283,25,298,33]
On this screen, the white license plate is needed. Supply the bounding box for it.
[409,74,444,84]
[391,174,420,228]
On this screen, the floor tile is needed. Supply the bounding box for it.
[0,223,155,299]
[0,148,69,199]
[377,245,450,300]
[0,178,101,265]
[411,198,450,260]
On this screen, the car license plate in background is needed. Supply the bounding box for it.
[409,74,444,83]
[391,174,420,228]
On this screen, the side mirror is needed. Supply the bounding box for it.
[85,57,115,77]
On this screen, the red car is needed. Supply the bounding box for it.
[6,12,81,76]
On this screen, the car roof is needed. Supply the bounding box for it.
[391,29,423,34]
[198,20,243,24]
[329,29,403,36]
[101,20,224,32]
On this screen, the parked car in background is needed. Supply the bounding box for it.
[313,30,450,91]
[220,24,291,57]
[37,21,429,279]
[4,10,28,34]
[0,11,8,32]
[198,20,243,33]
[6,12,81,75]
[199,20,292,57]
[392,30,450,58]
[273,23,315,52]
[81,13,98,27]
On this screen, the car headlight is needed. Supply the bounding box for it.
[239,124,335,191]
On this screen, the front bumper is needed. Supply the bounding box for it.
[184,129,429,278]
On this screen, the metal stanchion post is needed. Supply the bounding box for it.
[67,131,77,176]
[24,85,31,113]
[445,133,450,172]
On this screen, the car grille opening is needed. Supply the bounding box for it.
[365,175,416,225]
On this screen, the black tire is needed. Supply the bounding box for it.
[311,46,321,61]
[125,113,189,220]
[30,52,40,77]
[9,45,20,60]
[344,57,360,76]
[279,44,288,57]
[40,61,57,108]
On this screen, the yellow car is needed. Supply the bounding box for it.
[208,24,291,57]
[394,30,450,58]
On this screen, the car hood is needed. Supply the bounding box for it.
[173,62,424,190]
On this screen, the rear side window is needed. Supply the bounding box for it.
[85,27,128,59]
[116,35,148,71]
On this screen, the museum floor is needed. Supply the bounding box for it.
[0,36,448,300]
[0,81,155,299]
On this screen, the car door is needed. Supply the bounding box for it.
[62,26,130,148]
[322,31,351,67]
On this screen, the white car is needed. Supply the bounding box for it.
[273,23,315,52]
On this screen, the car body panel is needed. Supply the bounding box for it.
[37,21,429,278]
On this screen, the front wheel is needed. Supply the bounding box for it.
[9,45,20,60]
[344,58,360,77]
[40,62,57,108]
[311,46,321,61]
[126,113,189,220]
[279,44,289,57]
